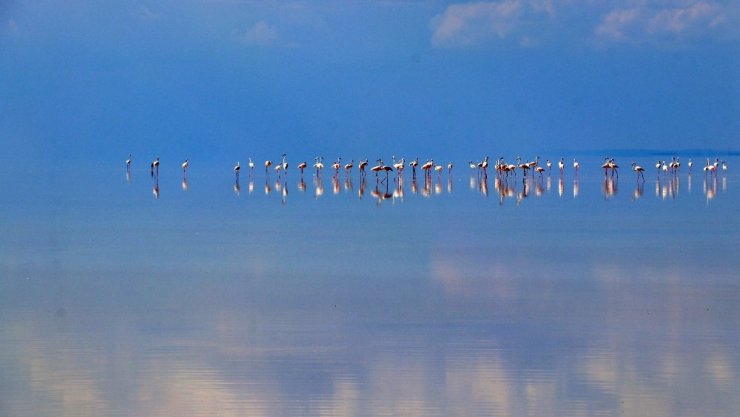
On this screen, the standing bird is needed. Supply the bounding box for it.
[655,160,662,177]
[281,153,288,174]
[234,161,241,178]
[344,159,354,175]
[608,158,619,178]
[151,157,160,177]
[370,159,384,179]
[393,157,405,175]
[358,159,369,177]
[546,159,552,172]
[409,157,419,179]
[632,162,645,180]
[264,159,273,174]
[181,159,189,175]
[434,164,444,179]
[332,157,342,176]
[313,156,324,177]
[248,157,255,175]
[601,157,611,177]
[558,158,564,176]
[447,161,454,175]
[481,156,489,177]
[687,159,693,174]
[298,161,308,176]
[722,160,728,174]
[573,158,579,177]
[126,154,132,171]
[421,159,434,178]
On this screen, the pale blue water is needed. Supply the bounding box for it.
[1,154,738,416]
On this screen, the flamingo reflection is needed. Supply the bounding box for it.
[632,180,644,201]
[153,177,159,199]
[314,175,324,199]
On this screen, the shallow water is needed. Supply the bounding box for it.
[1,155,738,416]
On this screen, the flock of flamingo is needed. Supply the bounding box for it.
[124,153,729,203]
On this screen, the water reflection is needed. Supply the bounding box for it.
[602,177,617,199]
[122,159,732,205]
[632,179,644,201]
[233,179,240,196]
[153,177,160,199]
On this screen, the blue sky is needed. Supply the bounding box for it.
[0,1,738,165]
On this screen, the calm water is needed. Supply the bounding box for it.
[1,154,738,417]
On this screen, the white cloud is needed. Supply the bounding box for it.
[235,21,280,46]
[430,1,553,47]
[595,1,729,43]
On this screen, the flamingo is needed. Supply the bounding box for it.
[181,159,189,174]
[264,159,273,174]
[573,158,579,176]
[370,159,384,179]
[281,153,288,174]
[558,158,564,176]
[546,159,552,172]
[298,161,307,176]
[632,162,645,180]
[358,159,369,177]
[687,159,693,174]
[344,159,354,175]
[313,156,324,177]
[151,157,160,177]
[517,157,529,177]
[608,158,619,178]
[409,157,419,178]
[534,166,545,178]
[655,160,662,176]
[126,154,132,171]
[382,163,394,182]
[393,157,405,174]
[469,161,477,173]
[332,157,342,176]
[722,160,727,173]
[234,161,241,178]
[447,161,454,175]
[481,156,489,177]
[421,159,434,178]
[248,157,255,175]
[434,164,444,179]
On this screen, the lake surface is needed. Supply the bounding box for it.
[1,154,738,417]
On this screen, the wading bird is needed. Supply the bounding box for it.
[314,156,324,177]
[409,157,419,178]
[632,162,645,180]
[126,154,132,171]
[151,157,160,176]
[181,159,189,175]
[358,159,368,177]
